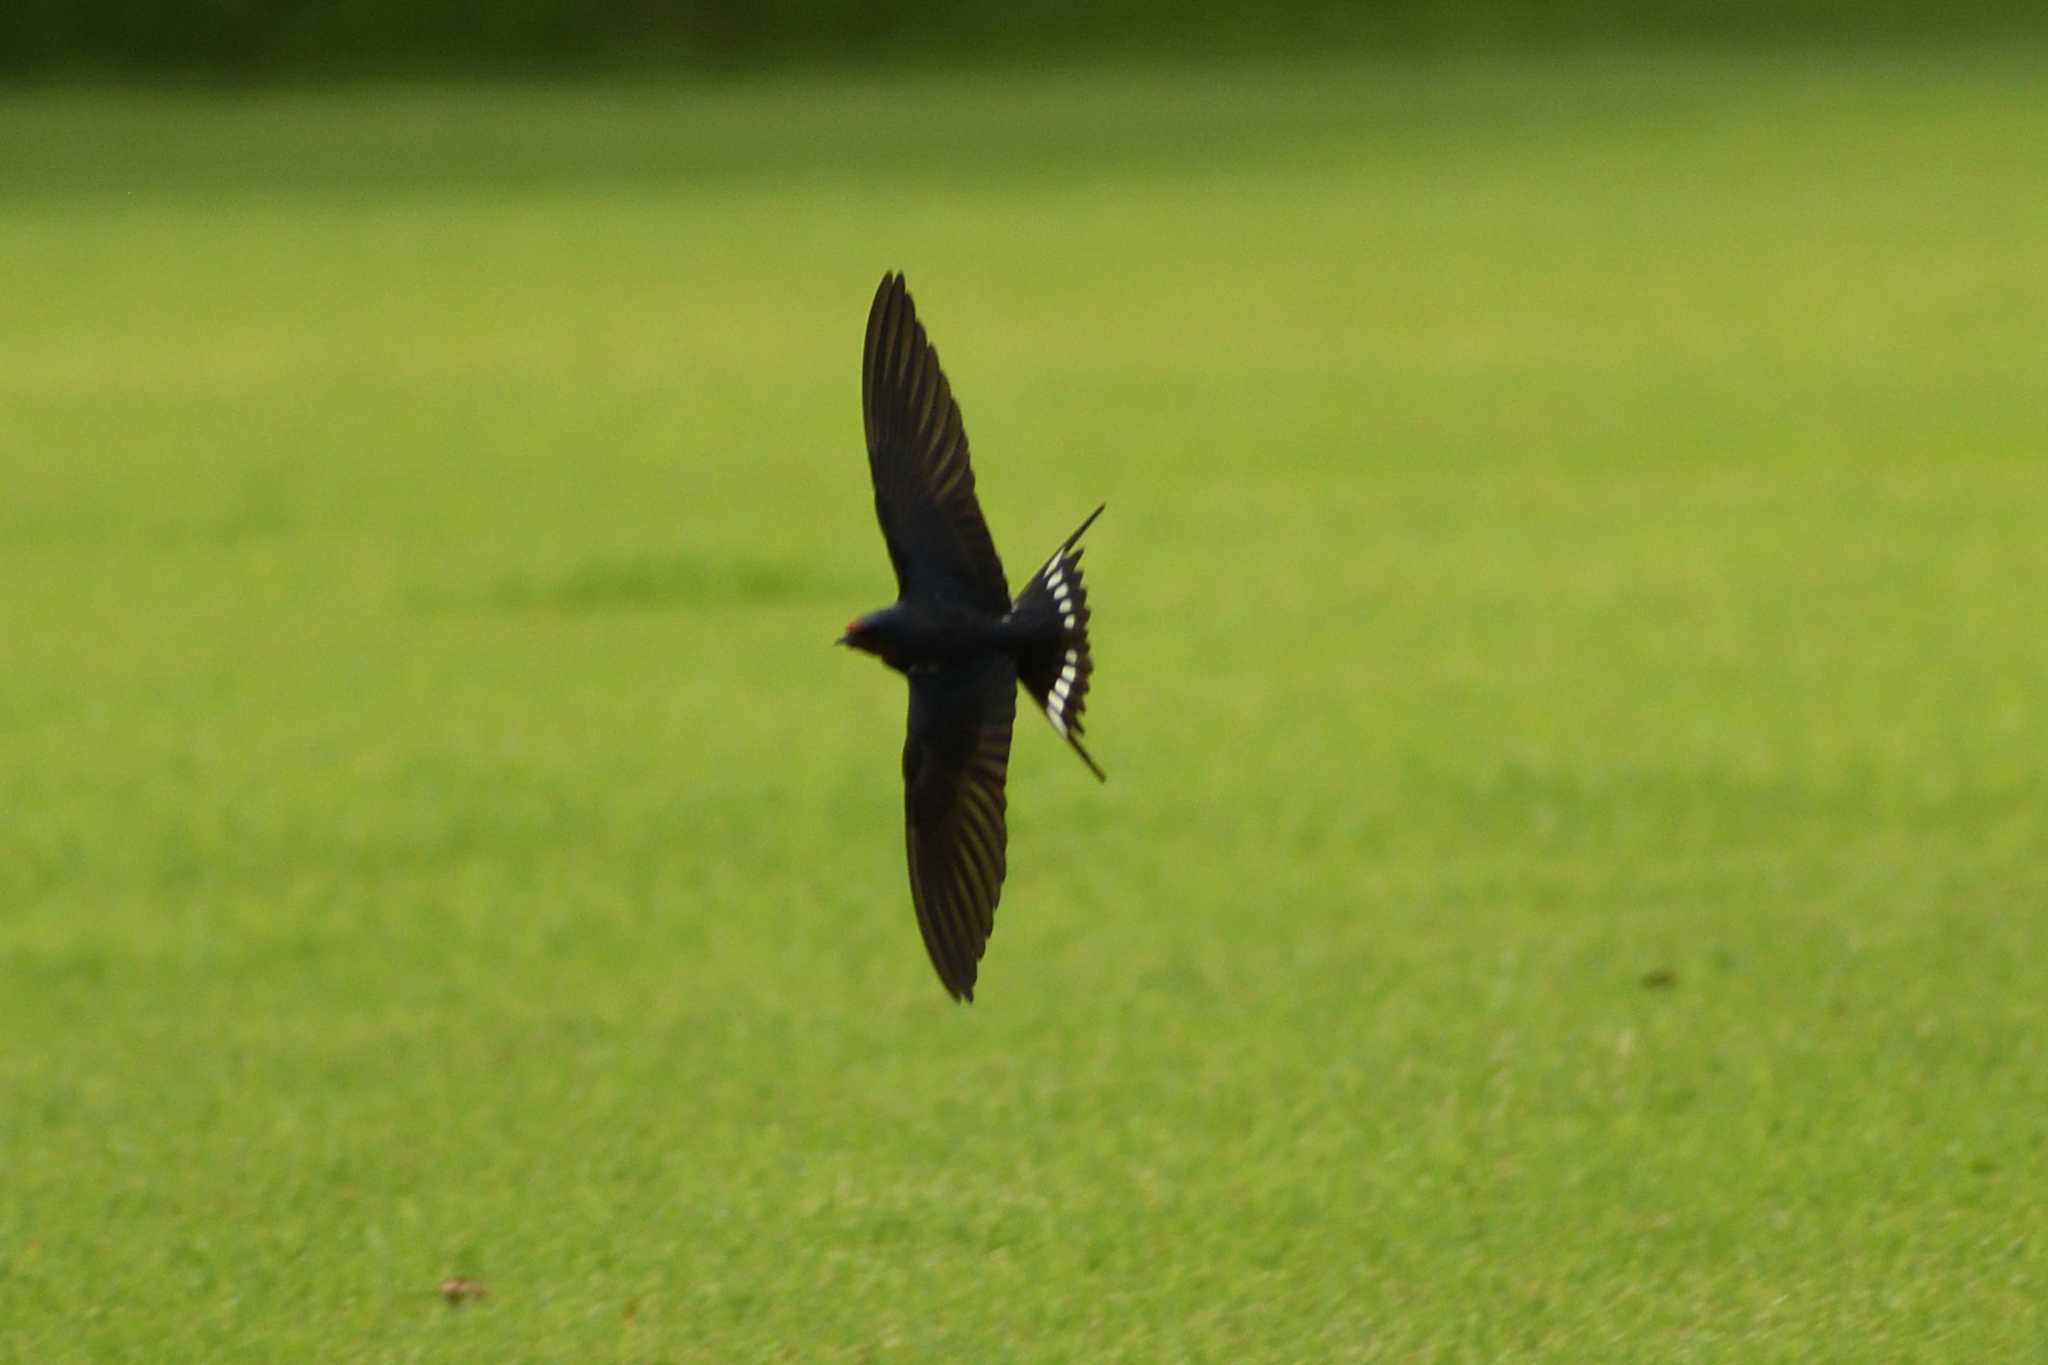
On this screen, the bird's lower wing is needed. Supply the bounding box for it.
[902,654,1018,1001]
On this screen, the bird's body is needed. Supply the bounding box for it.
[840,273,1106,1001]
[842,599,1009,671]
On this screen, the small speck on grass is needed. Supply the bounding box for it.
[437,1278,489,1305]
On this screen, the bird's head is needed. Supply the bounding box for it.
[836,609,901,667]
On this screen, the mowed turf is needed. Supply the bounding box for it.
[2,53,2045,1360]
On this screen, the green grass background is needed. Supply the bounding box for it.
[3,53,2046,1359]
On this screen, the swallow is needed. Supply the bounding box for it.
[839,272,1106,1001]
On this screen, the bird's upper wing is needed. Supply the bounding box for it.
[902,652,1018,1001]
[863,273,1011,614]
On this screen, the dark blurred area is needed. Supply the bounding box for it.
[3,0,2042,76]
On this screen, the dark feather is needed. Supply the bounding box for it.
[863,273,1011,614]
[902,653,1017,1001]
[1015,504,1107,781]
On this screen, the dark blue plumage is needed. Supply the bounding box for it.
[839,273,1106,1001]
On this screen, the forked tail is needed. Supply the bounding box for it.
[1012,504,1106,781]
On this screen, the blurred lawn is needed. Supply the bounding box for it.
[2,53,2045,1360]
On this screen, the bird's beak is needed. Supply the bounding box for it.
[834,632,851,647]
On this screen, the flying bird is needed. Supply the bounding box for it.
[839,272,1106,1002]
